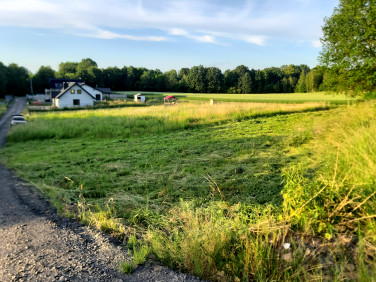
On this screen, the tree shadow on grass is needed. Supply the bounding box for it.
[2,108,324,218]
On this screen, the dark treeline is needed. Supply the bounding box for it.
[0,62,31,97]
[0,58,337,97]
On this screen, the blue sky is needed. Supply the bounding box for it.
[0,0,338,73]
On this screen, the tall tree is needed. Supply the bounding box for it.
[234,65,253,93]
[281,64,301,79]
[224,70,239,92]
[186,65,207,93]
[103,67,123,90]
[165,70,179,92]
[289,76,298,92]
[234,65,249,77]
[128,67,146,90]
[281,77,292,93]
[32,66,56,93]
[238,72,252,94]
[320,68,339,91]
[6,64,30,96]
[139,70,155,91]
[320,0,376,94]
[295,71,307,93]
[76,58,100,86]
[206,67,224,93]
[178,68,190,78]
[56,61,78,78]
[0,62,7,97]
[306,68,324,93]
[254,70,265,93]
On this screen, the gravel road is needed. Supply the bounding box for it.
[0,98,199,281]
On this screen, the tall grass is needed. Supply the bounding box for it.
[138,102,376,280]
[280,102,376,279]
[283,102,376,236]
[8,102,328,142]
[145,202,302,281]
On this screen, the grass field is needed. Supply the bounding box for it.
[1,98,376,280]
[9,102,327,142]
[115,91,355,104]
[0,103,7,117]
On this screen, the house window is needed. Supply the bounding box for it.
[77,90,82,94]
[73,99,80,106]
[70,89,75,94]
[96,94,101,101]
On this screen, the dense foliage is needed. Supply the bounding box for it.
[0,59,334,97]
[320,0,376,94]
[51,60,331,94]
[0,62,30,97]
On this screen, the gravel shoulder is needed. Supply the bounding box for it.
[0,98,199,281]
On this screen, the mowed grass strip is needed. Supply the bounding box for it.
[8,101,327,142]
[116,91,355,104]
[0,105,325,221]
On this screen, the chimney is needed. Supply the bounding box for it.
[63,82,68,89]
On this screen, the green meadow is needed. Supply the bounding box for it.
[116,91,355,104]
[1,95,376,280]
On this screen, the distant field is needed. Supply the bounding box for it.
[115,91,355,104]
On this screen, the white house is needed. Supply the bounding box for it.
[81,84,103,101]
[52,82,103,108]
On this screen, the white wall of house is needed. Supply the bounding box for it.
[81,85,103,101]
[56,85,94,108]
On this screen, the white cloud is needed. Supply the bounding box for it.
[76,28,166,41]
[169,28,217,44]
[0,0,336,45]
[194,35,216,43]
[170,28,189,37]
[312,40,322,48]
[243,36,267,46]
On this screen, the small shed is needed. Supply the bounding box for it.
[164,95,177,105]
[134,93,146,103]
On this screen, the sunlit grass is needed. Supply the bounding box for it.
[30,101,328,120]
[2,99,376,280]
[8,101,328,142]
[117,91,355,104]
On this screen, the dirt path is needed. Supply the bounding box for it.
[0,98,199,281]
